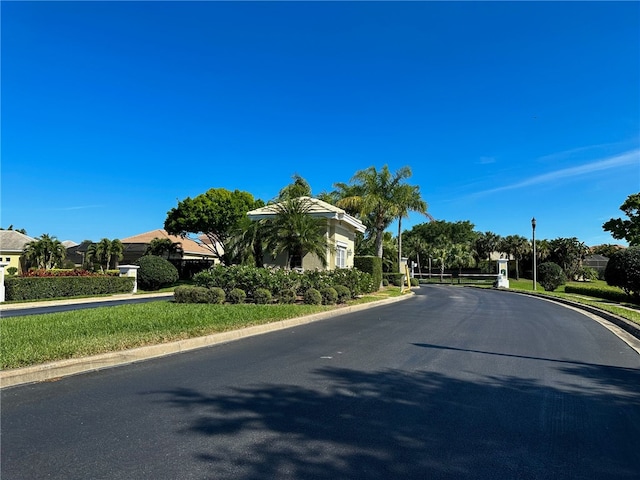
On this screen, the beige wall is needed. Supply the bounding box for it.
[0,253,22,273]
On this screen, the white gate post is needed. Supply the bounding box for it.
[118,265,140,293]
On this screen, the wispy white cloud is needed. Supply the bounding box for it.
[478,156,496,165]
[470,149,639,198]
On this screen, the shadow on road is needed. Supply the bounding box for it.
[150,359,640,479]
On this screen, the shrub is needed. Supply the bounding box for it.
[384,273,404,287]
[303,288,322,305]
[410,277,419,287]
[174,286,215,304]
[228,288,246,304]
[334,285,351,304]
[253,288,272,305]
[354,255,382,290]
[578,266,599,282]
[537,262,567,291]
[564,284,630,304]
[209,287,226,304]
[382,278,389,287]
[320,286,338,305]
[277,288,297,304]
[136,255,179,291]
[605,247,640,300]
[6,267,17,276]
[4,276,134,301]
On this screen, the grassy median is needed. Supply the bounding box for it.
[0,288,405,370]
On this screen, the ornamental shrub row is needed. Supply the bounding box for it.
[564,284,631,304]
[4,276,135,301]
[193,265,375,302]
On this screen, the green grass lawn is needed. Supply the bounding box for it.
[0,287,407,370]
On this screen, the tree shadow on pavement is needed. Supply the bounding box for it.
[151,360,640,480]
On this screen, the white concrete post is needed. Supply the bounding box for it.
[118,265,140,293]
[0,262,9,303]
[497,259,510,288]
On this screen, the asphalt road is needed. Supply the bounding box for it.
[2,286,639,479]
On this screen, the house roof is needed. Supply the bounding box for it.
[247,197,367,233]
[0,230,36,253]
[120,229,215,257]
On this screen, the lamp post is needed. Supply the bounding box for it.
[531,217,537,291]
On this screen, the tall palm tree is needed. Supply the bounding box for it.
[500,235,530,280]
[261,197,330,270]
[87,238,124,271]
[475,231,502,272]
[448,243,476,275]
[334,165,414,259]
[23,234,66,270]
[393,183,428,270]
[427,235,452,282]
[145,238,183,259]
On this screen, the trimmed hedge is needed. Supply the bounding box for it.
[383,272,405,287]
[354,255,382,290]
[136,255,179,291]
[4,276,134,301]
[564,284,633,304]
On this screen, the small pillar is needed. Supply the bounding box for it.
[0,262,9,303]
[118,265,140,293]
[496,259,509,288]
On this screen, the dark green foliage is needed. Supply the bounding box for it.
[228,288,246,304]
[174,286,214,304]
[334,285,351,304]
[277,288,297,304]
[136,255,179,291]
[604,246,640,300]
[384,272,404,287]
[328,267,375,297]
[209,287,226,304]
[320,287,338,305]
[354,255,382,290]
[382,278,389,287]
[303,288,322,305]
[537,262,567,291]
[564,284,631,304]
[410,277,419,287]
[253,288,272,304]
[6,267,17,276]
[4,276,134,301]
[603,193,640,246]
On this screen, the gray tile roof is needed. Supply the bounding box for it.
[0,230,35,253]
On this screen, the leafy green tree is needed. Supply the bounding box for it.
[448,243,476,275]
[592,244,623,258]
[260,197,330,270]
[333,165,415,259]
[474,231,501,271]
[144,238,183,259]
[165,188,257,265]
[537,262,567,292]
[549,237,590,281]
[407,220,476,247]
[22,234,66,270]
[603,192,640,246]
[277,174,312,201]
[604,246,640,300]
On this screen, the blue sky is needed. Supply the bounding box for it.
[2,1,638,247]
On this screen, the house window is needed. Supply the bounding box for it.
[336,244,347,269]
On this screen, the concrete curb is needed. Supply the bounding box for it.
[0,293,412,389]
[0,292,174,311]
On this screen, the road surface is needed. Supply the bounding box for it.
[2,286,639,479]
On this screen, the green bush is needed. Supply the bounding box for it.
[605,247,640,300]
[174,286,214,304]
[578,266,599,282]
[4,276,134,301]
[228,288,246,304]
[136,255,179,291]
[537,262,567,291]
[6,267,17,276]
[303,288,322,305]
[277,288,297,304]
[354,255,382,290]
[410,277,419,287]
[334,285,351,304]
[384,273,404,287]
[253,288,272,304]
[320,286,338,305]
[209,287,226,304]
[382,278,389,287]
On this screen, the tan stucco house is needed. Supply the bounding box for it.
[120,229,218,265]
[0,230,36,273]
[247,197,366,271]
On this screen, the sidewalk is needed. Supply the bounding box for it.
[0,292,174,311]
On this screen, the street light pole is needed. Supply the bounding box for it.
[531,217,537,291]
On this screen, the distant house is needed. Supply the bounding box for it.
[247,197,366,271]
[120,229,218,278]
[0,230,35,273]
[583,254,609,277]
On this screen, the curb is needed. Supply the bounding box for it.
[0,292,174,311]
[0,293,413,389]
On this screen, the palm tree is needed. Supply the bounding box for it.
[475,231,501,271]
[87,238,124,271]
[500,235,530,280]
[448,243,476,275]
[261,197,330,270]
[334,165,414,259]
[427,235,453,282]
[393,183,428,270]
[145,238,183,259]
[22,234,67,270]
